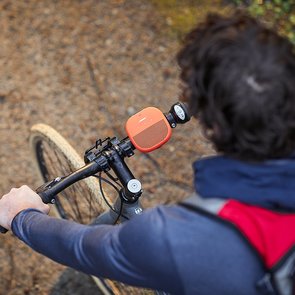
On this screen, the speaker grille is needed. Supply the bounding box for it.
[133,119,168,149]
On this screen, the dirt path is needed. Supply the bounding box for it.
[0,1,212,294]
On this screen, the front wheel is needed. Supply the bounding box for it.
[29,124,157,295]
[29,123,109,223]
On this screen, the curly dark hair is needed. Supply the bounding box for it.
[177,12,295,161]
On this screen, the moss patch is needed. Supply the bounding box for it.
[150,0,295,44]
[149,0,233,39]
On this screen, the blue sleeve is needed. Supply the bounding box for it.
[11,208,183,293]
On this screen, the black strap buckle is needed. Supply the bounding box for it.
[256,273,276,295]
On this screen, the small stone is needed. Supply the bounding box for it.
[127,106,136,116]
[0,95,6,103]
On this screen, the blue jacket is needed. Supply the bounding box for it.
[13,155,295,294]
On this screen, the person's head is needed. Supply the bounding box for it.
[177,12,295,162]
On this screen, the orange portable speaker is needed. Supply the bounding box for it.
[125,107,172,153]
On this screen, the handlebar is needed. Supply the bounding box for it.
[0,136,138,233]
[0,102,190,233]
[36,161,103,204]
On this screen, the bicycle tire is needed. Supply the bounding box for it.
[29,124,156,295]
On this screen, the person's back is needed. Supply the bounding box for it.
[148,204,266,294]
[1,11,295,295]
[175,12,295,294]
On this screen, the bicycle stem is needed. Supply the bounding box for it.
[107,150,142,202]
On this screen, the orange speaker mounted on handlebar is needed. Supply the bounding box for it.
[125,107,172,153]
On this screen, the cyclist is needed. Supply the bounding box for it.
[1,12,295,295]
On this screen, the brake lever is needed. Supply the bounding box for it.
[35,177,64,204]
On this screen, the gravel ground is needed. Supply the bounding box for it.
[0,1,213,294]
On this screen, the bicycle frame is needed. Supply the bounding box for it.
[92,197,143,225]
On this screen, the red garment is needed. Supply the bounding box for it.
[219,200,295,268]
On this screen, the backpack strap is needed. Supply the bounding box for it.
[271,248,295,295]
[181,192,226,214]
[180,193,295,295]
[179,194,277,295]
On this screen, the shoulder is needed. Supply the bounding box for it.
[117,204,196,265]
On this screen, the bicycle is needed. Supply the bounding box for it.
[1,102,190,294]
